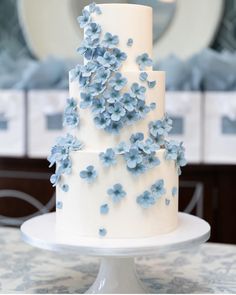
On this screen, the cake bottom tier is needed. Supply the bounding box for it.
[56,149,179,239]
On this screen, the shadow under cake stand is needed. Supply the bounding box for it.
[21,212,210,294]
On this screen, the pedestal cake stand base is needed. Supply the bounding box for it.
[21,212,210,294]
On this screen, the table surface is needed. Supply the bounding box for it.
[0,227,236,294]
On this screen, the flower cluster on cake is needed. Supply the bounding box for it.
[48,2,187,239]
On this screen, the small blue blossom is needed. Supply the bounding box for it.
[139,72,148,81]
[94,68,111,84]
[105,120,123,134]
[85,22,101,40]
[56,201,63,209]
[65,97,77,111]
[149,114,172,138]
[64,98,79,128]
[88,2,102,14]
[112,48,127,62]
[130,83,146,100]
[99,148,116,167]
[130,132,144,144]
[136,53,153,70]
[102,32,119,48]
[77,9,91,28]
[147,80,156,88]
[107,183,126,203]
[61,184,69,192]
[80,92,93,109]
[150,102,156,110]
[128,162,146,175]
[104,89,121,103]
[138,139,158,154]
[164,140,181,161]
[94,113,111,129]
[136,191,156,208]
[108,103,126,121]
[172,186,178,197]
[99,228,107,237]
[127,38,133,47]
[92,98,106,115]
[50,173,61,187]
[58,158,72,175]
[115,142,130,155]
[97,51,117,68]
[136,100,150,118]
[144,153,160,168]
[165,198,170,206]
[80,165,97,183]
[89,82,106,97]
[109,72,127,91]
[124,148,142,168]
[125,111,139,125]
[100,204,109,215]
[121,93,137,112]
[151,179,166,199]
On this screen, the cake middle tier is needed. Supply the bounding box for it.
[69,71,165,150]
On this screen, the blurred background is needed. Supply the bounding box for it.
[0,0,235,243]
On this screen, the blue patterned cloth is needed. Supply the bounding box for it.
[0,227,236,293]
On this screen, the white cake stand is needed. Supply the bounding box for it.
[21,212,210,294]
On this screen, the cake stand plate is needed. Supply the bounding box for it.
[21,212,210,294]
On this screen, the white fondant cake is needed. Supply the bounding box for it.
[48,3,186,239]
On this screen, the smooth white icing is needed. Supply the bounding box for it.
[69,71,165,150]
[89,4,153,71]
[56,149,178,239]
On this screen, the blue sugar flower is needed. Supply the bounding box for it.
[112,48,127,62]
[105,120,123,134]
[139,72,148,81]
[99,228,107,237]
[108,103,126,121]
[92,98,106,115]
[125,111,139,125]
[100,204,109,215]
[145,153,160,168]
[130,83,146,100]
[89,82,106,97]
[110,60,122,71]
[107,183,126,203]
[150,102,156,110]
[115,142,130,155]
[164,140,180,161]
[56,201,63,209]
[138,138,158,154]
[99,148,116,167]
[151,179,166,199]
[104,89,121,103]
[88,2,102,14]
[127,38,133,47]
[172,186,178,197]
[63,113,80,128]
[81,62,99,77]
[58,158,72,175]
[136,100,150,118]
[94,68,111,84]
[80,92,93,109]
[149,115,172,138]
[61,184,69,192]
[109,72,127,91]
[80,165,97,183]
[147,80,156,89]
[128,162,146,175]
[77,9,91,28]
[130,132,144,144]
[85,22,101,40]
[136,53,153,70]
[97,51,117,68]
[121,93,137,112]
[165,198,170,206]
[124,148,142,168]
[94,112,111,129]
[65,98,77,111]
[136,191,156,208]
[50,173,61,187]
[102,32,119,48]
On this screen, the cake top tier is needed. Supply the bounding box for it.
[85,3,153,72]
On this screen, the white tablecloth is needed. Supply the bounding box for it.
[0,227,235,293]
